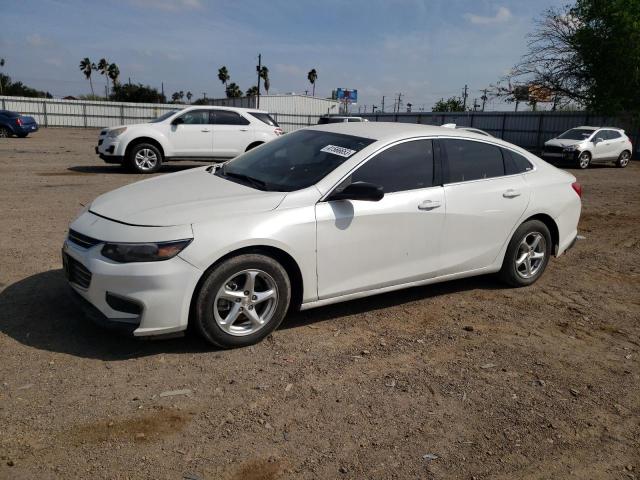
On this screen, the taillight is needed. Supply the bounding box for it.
[16,117,23,126]
[274,128,283,136]
[571,182,582,198]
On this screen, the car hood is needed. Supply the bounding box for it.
[545,138,588,148]
[90,166,287,226]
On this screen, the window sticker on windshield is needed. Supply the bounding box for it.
[320,145,357,158]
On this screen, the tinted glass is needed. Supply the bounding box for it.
[605,130,621,139]
[179,110,210,125]
[351,140,434,193]
[558,128,596,140]
[249,112,279,127]
[150,110,181,123]
[443,139,504,183]
[347,118,362,122]
[214,110,250,125]
[318,117,347,124]
[219,130,375,192]
[503,149,533,174]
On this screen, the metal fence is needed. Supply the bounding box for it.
[359,111,640,156]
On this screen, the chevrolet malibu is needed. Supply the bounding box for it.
[63,123,582,348]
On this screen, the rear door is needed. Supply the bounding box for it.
[438,138,530,275]
[211,109,253,158]
[169,109,213,157]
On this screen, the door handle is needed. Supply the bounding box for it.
[503,189,521,198]
[418,200,441,211]
[239,129,249,132]
[201,128,211,132]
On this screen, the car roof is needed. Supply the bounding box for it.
[183,106,269,114]
[571,126,622,131]
[307,121,506,144]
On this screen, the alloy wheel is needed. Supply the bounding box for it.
[579,153,590,169]
[134,148,158,171]
[515,232,546,279]
[213,269,279,336]
[0,128,8,138]
[619,151,630,167]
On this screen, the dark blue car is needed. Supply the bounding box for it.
[0,110,39,138]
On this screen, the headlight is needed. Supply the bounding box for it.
[563,145,578,152]
[101,239,192,263]
[107,127,127,138]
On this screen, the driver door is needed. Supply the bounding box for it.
[169,109,213,157]
[315,139,445,300]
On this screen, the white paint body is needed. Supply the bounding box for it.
[66,123,581,337]
[97,106,281,161]
[543,126,633,163]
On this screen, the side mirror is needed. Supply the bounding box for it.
[171,117,184,126]
[594,137,603,144]
[328,181,384,202]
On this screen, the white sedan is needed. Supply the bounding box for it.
[63,123,581,348]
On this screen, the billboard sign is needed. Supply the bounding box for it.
[336,88,358,104]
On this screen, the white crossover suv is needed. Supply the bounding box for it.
[96,107,283,173]
[66,123,581,348]
[542,126,633,169]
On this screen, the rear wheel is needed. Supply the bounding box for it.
[616,150,631,168]
[577,151,591,169]
[126,143,163,174]
[0,127,9,138]
[194,254,291,348]
[499,220,552,287]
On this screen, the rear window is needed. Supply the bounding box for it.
[0,110,19,118]
[443,139,505,183]
[503,149,533,174]
[249,112,279,127]
[318,117,347,124]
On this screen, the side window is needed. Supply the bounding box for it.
[351,140,434,193]
[503,149,533,174]
[214,110,250,125]
[443,139,504,183]
[594,130,606,141]
[179,110,210,125]
[606,130,621,139]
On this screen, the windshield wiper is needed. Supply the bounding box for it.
[221,170,269,190]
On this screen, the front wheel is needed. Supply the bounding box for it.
[577,151,591,169]
[126,143,163,173]
[194,254,291,348]
[499,220,552,287]
[616,150,631,168]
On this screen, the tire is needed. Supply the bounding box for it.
[194,254,291,348]
[577,151,591,169]
[616,150,631,168]
[0,127,9,138]
[126,142,163,174]
[17,133,28,138]
[499,220,552,287]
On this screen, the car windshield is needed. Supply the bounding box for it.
[217,129,376,192]
[557,128,595,140]
[150,110,181,123]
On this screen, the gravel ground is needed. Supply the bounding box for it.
[1,128,639,479]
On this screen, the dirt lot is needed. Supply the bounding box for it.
[0,128,638,479]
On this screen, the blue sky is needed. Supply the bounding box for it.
[2,0,565,110]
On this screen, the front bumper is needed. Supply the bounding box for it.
[96,137,123,163]
[542,150,580,163]
[62,233,202,337]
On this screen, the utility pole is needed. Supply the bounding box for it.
[462,84,468,110]
[372,105,377,113]
[161,82,164,100]
[381,96,385,113]
[473,98,480,111]
[256,53,262,109]
[481,88,488,112]
[395,93,403,113]
[202,92,207,101]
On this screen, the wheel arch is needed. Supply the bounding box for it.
[124,136,166,160]
[188,244,304,327]
[522,213,560,255]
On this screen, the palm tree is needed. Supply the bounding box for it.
[225,82,242,98]
[218,66,230,90]
[307,68,318,97]
[97,58,109,98]
[171,92,180,103]
[259,66,270,94]
[246,86,259,97]
[179,90,184,102]
[79,57,96,96]
[186,91,193,103]
[107,63,120,90]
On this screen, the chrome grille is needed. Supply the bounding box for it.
[68,229,101,249]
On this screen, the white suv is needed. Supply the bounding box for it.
[96,107,283,173]
[542,126,633,169]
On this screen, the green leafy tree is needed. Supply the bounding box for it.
[225,82,243,98]
[171,91,180,103]
[107,63,120,90]
[79,57,96,96]
[307,68,317,96]
[218,66,230,89]
[431,96,466,112]
[245,85,259,97]
[0,73,52,98]
[97,58,109,98]
[110,83,165,103]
